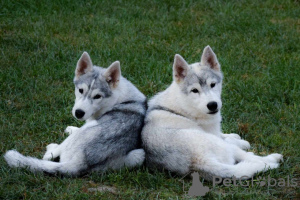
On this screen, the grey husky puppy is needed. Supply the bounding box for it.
[4,52,146,176]
[142,46,283,181]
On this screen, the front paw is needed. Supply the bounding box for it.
[223,136,251,150]
[65,126,79,135]
[225,133,241,140]
[238,140,251,150]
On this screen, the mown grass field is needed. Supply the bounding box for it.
[0,0,299,199]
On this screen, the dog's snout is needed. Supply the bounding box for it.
[75,109,85,119]
[207,101,218,112]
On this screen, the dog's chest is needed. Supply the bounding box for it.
[196,120,221,136]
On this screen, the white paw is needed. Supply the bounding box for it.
[43,143,59,160]
[238,140,251,150]
[224,136,251,150]
[269,153,283,163]
[226,133,242,140]
[46,143,58,151]
[65,126,79,135]
[266,162,279,170]
[42,152,54,160]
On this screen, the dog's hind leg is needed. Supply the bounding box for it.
[43,143,61,161]
[190,144,282,181]
[234,148,283,164]
[194,157,279,181]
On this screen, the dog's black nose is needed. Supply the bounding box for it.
[75,109,85,119]
[207,101,218,112]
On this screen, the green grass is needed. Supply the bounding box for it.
[0,0,299,199]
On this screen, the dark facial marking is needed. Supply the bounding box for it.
[181,68,222,95]
[197,70,222,87]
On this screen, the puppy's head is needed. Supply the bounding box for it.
[72,52,121,121]
[173,46,223,116]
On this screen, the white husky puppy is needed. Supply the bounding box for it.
[142,46,283,181]
[4,52,146,176]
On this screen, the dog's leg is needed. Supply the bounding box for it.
[192,150,281,180]
[235,149,283,164]
[65,126,80,135]
[43,143,61,161]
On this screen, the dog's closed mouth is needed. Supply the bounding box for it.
[208,110,218,114]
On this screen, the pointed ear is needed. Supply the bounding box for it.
[75,52,93,78]
[173,54,189,83]
[104,61,121,88]
[201,46,220,71]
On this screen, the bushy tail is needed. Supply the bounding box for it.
[4,150,67,175]
[198,160,279,181]
[124,149,145,167]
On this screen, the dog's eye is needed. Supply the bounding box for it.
[191,88,199,93]
[79,89,84,94]
[210,83,216,88]
[93,94,102,99]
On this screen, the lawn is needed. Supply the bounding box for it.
[0,0,299,199]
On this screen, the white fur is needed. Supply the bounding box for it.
[142,46,283,181]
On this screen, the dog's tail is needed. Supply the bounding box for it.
[197,160,279,181]
[4,150,78,175]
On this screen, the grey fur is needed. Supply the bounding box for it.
[74,67,112,98]
[181,66,223,95]
[73,99,146,174]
